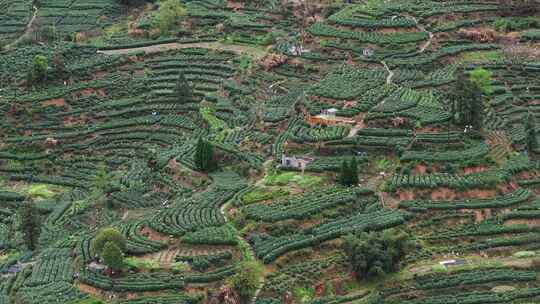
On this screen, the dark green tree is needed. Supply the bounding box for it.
[19,201,40,250]
[527,113,537,153]
[27,54,48,85]
[338,160,348,186]
[451,68,484,131]
[194,138,215,172]
[338,158,358,186]
[92,227,127,256]
[349,157,359,185]
[101,241,124,272]
[343,229,414,281]
[176,72,192,102]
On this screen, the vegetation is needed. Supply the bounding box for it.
[19,201,40,250]
[343,229,414,280]
[1,1,540,303]
[194,138,216,172]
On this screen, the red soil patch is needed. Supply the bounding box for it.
[41,98,67,108]
[140,226,170,242]
[78,283,105,298]
[415,164,427,174]
[417,127,443,133]
[398,191,415,201]
[72,88,106,98]
[94,71,107,80]
[473,209,492,222]
[63,114,88,127]
[463,189,496,200]
[430,188,456,201]
[134,69,145,76]
[463,166,488,174]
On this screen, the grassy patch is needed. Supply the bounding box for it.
[27,184,56,199]
[513,251,536,259]
[241,187,289,205]
[264,172,326,188]
[460,50,502,63]
[125,256,161,271]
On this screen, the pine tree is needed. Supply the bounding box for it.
[338,160,348,186]
[176,72,192,102]
[194,138,215,172]
[527,113,537,152]
[350,157,359,185]
[195,137,205,171]
[451,68,484,131]
[19,201,40,250]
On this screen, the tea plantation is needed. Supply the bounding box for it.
[1,0,540,303]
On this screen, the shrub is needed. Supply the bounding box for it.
[228,261,264,299]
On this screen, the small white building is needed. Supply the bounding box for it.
[320,108,338,118]
[439,259,466,267]
[363,48,374,57]
[281,155,313,171]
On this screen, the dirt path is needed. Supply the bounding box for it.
[6,5,38,49]
[407,254,537,277]
[98,41,268,60]
[220,186,265,304]
[347,114,366,138]
[407,15,433,54]
[381,61,394,85]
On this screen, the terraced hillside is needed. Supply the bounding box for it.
[1,1,540,304]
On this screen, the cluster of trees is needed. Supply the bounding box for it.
[195,138,216,172]
[343,229,414,280]
[176,72,193,102]
[156,0,187,35]
[527,113,537,153]
[449,67,492,132]
[228,261,263,299]
[338,158,359,186]
[27,55,48,85]
[92,228,127,273]
[19,202,41,250]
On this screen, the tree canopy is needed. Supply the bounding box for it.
[343,229,414,280]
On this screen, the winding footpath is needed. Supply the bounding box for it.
[381,60,394,85]
[98,41,268,60]
[5,5,38,49]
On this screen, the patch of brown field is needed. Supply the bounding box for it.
[463,189,496,200]
[140,225,170,242]
[398,191,415,201]
[417,127,443,133]
[415,164,427,174]
[128,55,143,62]
[94,71,107,80]
[78,282,105,298]
[63,114,88,127]
[463,166,488,174]
[73,88,106,98]
[518,171,532,179]
[41,98,67,107]
[134,69,145,76]
[474,209,485,222]
[382,193,400,209]
[430,188,456,201]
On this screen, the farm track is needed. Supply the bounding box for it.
[97,41,268,60]
[220,190,265,304]
[5,5,38,49]
[381,60,394,85]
